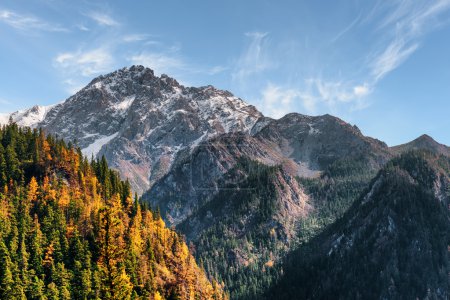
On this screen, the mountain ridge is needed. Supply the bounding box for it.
[2,66,450,299]
[1,66,448,195]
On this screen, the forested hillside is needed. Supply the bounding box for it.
[266,151,450,299]
[0,123,226,300]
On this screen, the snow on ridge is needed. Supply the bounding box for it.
[114,95,136,111]
[82,132,119,159]
[0,104,57,127]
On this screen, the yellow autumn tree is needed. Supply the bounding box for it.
[27,176,39,203]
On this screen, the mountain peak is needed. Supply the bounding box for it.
[391,133,450,156]
[85,65,183,93]
[36,65,262,194]
[415,133,435,143]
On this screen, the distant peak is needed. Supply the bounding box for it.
[415,134,435,142]
[391,133,450,157]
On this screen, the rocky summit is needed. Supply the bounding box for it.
[3,66,262,195]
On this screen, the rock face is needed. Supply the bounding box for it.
[144,132,299,225]
[5,66,262,195]
[146,112,392,227]
[266,151,450,299]
[257,113,391,171]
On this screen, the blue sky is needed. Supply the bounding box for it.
[1,0,450,146]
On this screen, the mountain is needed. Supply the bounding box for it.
[144,132,309,299]
[0,123,226,299]
[2,66,261,195]
[143,112,393,299]
[256,113,391,170]
[4,66,450,299]
[391,134,450,157]
[146,112,391,227]
[266,151,450,299]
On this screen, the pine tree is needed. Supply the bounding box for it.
[0,240,14,299]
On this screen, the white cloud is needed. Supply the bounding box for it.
[272,0,450,116]
[86,12,119,27]
[123,34,151,42]
[54,47,115,95]
[330,12,362,43]
[261,83,319,117]
[371,39,419,81]
[260,79,372,118]
[129,52,186,76]
[207,65,228,75]
[0,9,68,32]
[353,84,371,97]
[232,32,273,83]
[261,84,297,118]
[129,50,230,80]
[77,24,90,31]
[308,79,371,105]
[370,0,450,81]
[55,48,114,77]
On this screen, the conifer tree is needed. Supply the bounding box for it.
[0,240,14,299]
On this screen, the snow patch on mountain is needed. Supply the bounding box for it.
[113,95,135,111]
[82,132,119,158]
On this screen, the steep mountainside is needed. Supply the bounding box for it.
[145,132,301,225]
[144,113,393,299]
[0,124,226,299]
[142,132,307,297]
[266,151,450,299]
[146,112,391,228]
[391,134,450,157]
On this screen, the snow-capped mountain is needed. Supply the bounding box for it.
[0,105,56,128]
[9,66,261,194]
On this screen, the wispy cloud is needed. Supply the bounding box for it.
[77,24,90,32]
[370,0,450,82]
[330,12,362,43]
[55,48,114,77]
[0,98,12,105]
[255,0,450,117]
[128,47,227,78]
[371,39,418,81]
[123,34,151,42]
[206,65,228,75]
[260,79,372,118]
[0,9,68,32]
[129,52,186,76]
[54,47,115,93]
[86,11,119,27]
[261,84,304,118]
[232,32,273,83]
